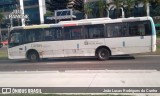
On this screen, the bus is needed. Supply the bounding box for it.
[8,16,156,62]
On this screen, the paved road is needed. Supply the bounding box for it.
[0,55,160,71]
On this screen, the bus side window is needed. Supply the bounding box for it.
[122,23,129,37]
[71,26,84,40]
[83,26,89,39]
[64,26,84,40]
[138,24,145,36]
[25,29,43,43]
[44,29,52,41]
[44,28,62,41]
[129,22,139,36]
[144,21,152,35]
[128,21,151,36]
[84,24,104,39]
[34,29,43,41]
[107,23,122,37]
[9,30,24,47]
[64,27,71,40]
[54,28,63,40]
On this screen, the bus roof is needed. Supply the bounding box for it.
[12,16,152,30]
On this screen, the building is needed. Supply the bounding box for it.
[45,0,84,24]
[0,0,46,41]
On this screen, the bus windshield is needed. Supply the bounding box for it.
[9,30,23,48]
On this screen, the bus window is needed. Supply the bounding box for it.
[25,29,43,43]
[129,22,139,36]
[64,26,84,40]
[128,21,151,36]
[44,28,62,41]
[122,23,129,37]
[106,23,122,37]
[143,21,152,35]
[9,30,23,48]
[84,24,104,39]
[138,24,145,35]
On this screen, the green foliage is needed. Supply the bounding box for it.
[98,0,106,17]
[111,0,123,18]
[84,3,93,19]
[123,0,135,17]
[0,12,4,23]
[0,49,8,59]
[44,11,54,17]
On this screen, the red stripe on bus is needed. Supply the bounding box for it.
[64,24,77,27]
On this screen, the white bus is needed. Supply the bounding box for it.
[8,16,156,62]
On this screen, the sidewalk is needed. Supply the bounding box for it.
[0,70,160,87]
[0,70,160,95]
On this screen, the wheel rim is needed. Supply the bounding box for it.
[99,49,108,59]
[30,54,37,61]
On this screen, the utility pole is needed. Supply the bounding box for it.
[19,0,25,26]
[146,3,150,16]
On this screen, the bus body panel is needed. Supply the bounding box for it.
[63,40,85,57]
[104,36,151,55]
[149,17,157,52]
[40,41,64,58]
[152,35,156,52]
[83,38,105,56]
[8,45,26,59]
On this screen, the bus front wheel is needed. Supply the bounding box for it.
[27,51,39,62]
[96,48,110,60]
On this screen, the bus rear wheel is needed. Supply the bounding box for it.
[27,51,39,62]
[96,48,110,60]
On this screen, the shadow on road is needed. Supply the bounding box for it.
[12,55,135,63]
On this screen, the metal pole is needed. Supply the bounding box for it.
[20,0,25,26]
[84,0,88,19]
[147,3,150,16]
[121,7,125,18]
[10,18,13,28]
[107,10,109,18]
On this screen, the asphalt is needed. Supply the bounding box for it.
[0,55,160,71]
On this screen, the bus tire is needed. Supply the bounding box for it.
[96,48,110,60]
[27,51,40,62]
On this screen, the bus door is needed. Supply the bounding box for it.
[63,26,85,57]
[8,30,26,59]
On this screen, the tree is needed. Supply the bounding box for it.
[98,0,106,17]
[123,0,135,17]
[0,12,4,42]
[139,0,150,16]
[0,12,3,23]
[84,3,93,19]
[110,0,123,18]
[150,0,160,16]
